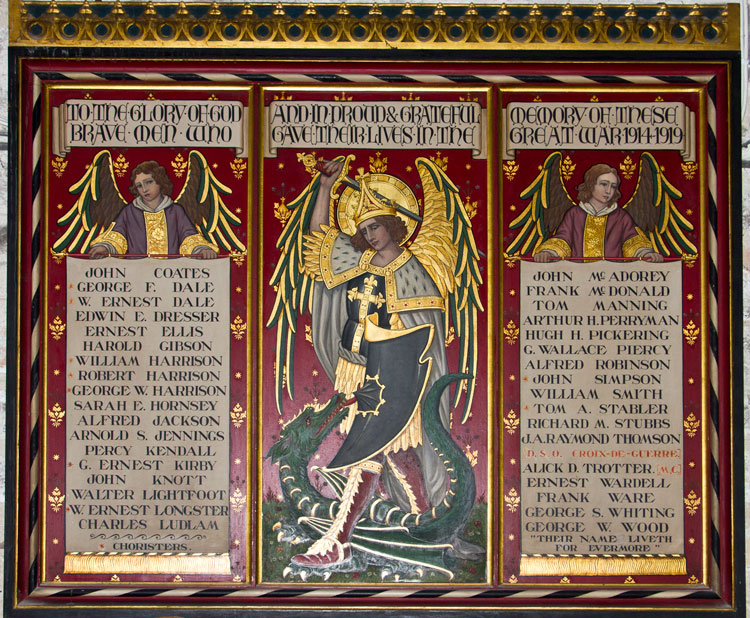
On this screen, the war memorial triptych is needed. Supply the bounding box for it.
[6,6,742,615]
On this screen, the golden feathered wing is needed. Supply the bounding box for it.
[412,157,484,423]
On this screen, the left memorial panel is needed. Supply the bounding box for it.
[40,85,251,584]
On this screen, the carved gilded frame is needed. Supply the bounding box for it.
[6,3,743,617]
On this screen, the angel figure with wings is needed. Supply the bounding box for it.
[506,152,697,262]
[52,150,246,258]
[267,154,483,569]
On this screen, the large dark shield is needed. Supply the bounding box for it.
[326,320,434,470]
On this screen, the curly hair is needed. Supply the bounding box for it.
[576,163,621,207]
[129,160,174,197]
[350,215,408,253]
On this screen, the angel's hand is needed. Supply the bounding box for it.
[89,245,110,259]
[319,159,344,190]
[642,251,664,263]
[534,250,555,263]
[196,247,217,260]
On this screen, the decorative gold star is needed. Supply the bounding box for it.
[509,289,516,296]
[509,205,516,211]
[278,163,285,169]
[212,163,219,169]
[689,461,696,468]
[686,209,693,216]
[312,369,318,376]
[234,458,241,465]
[688,378,695,385]
[688,538,695,544]
[235,208,242,214]
[405,165,412,172]
[53,369,60,376]
[687,293,693,300]
[509,375,515,381]
[509,458,516,465]
[235,287,242,293]
[52,538,59,545]
[235,372,242,379]
[508,534,515,540]
[465,163,471,170]
[57,203,63,210]
[314,454,321,460]
[52,454,60,461]
[233,539,241,546]
[54,285,60,291]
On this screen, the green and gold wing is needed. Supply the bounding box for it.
[52,150,127,255]
[622,152,697,256]
[265,167,328,414]
[505,151,575,256]
[175,150,246,253]
[413,157,484,424]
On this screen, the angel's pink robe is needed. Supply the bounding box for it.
[536,205,652,259]
[93,200,206,256]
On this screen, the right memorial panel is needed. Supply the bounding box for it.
[501,85,710,587]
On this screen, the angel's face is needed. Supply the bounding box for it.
[133,172,162,207]
[358,219,393,252]
[590,172,619,209]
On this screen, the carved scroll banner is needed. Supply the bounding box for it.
[518,260,685,576]
[63,257,231,574]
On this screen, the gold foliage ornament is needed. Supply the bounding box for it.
[231,404,247,428]
[684,490,701,516]
[682,161,698,180]
[230,157,247,180]
[683,320,699,346]
[560,155,576,181]
[231,315,247,340]
[113,154,129,178]
[171,153,188,178]
[503,160,519,181]
[49,316,65,340]
[48,403,65,428]
[684,412,700,437]
[504,488,520,513]
[504,409,519,435]
[48,487,65,512]
[619,155,636,180]
[230,487,247,513]
[51,156,68,178]
[273,197,291,226]
[504,320,519,345]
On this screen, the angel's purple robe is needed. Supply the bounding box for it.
[108,201,199,255]
[539,205,649,259]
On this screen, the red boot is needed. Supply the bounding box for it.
[292,460,382,567]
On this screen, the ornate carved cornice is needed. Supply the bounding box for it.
[10,2,738,50]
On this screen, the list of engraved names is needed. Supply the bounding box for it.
[65,257,230,554]
[520,260,684,556]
